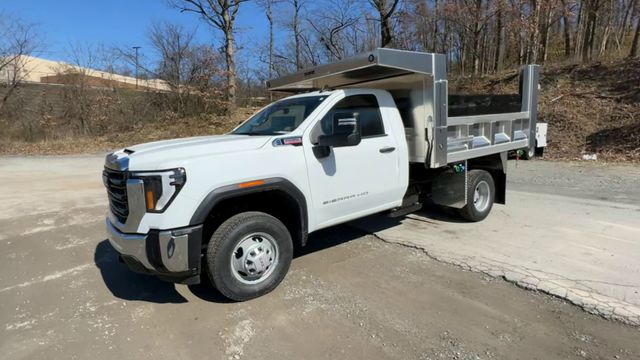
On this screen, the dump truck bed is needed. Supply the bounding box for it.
[268,48,539,168]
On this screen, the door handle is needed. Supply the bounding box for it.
[379,147,396,153]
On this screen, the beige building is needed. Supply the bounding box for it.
[0,55,169,91]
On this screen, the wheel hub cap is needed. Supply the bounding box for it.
[231,233,278,284]
[473,180,490,212]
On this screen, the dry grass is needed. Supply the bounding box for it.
[0,108,255,155]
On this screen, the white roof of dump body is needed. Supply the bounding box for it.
[267,48,447,92]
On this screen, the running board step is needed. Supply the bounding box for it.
[388,203,422,218]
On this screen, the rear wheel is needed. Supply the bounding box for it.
[206,211,293,301]
[520,146,535,160]
[457,170,495,222]
[521,140,538,160]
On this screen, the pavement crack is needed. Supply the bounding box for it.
[349,224,640,327]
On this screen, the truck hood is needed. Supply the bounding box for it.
[124,135,271,170]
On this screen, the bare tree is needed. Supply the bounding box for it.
[369,0,400,47]
[560,0,573,57]
[171,0,248,112]
[630,5,640,57]
[618,0,637,48]
[147,22,224,110]
[279,0,306,70]
[50,43,101,135]
[113,22,227,113]
[494,0,504,72]
[256,0,281,100]
[472,0,487,73]
[405,0,430,51]
[275,0,328,72]
[307,0,360,60]
[149,22,197,89]
[0,13,38,109]
[292,0,304,69]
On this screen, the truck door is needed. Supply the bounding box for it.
[303,93,401,230]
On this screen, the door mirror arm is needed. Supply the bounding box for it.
[312,145,331,159]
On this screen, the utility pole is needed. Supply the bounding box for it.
[132,46,141,89]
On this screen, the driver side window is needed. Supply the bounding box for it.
[311,94,385,144]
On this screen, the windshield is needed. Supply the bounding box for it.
[232,95,327,135]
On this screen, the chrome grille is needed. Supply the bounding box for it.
[103,168,129,223]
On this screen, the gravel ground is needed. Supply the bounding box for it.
[506,160,640,205]
[353,158,640,325]
[0,156,639,359]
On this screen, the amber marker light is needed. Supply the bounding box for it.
[146,189,156,210]
[238,180,265,188]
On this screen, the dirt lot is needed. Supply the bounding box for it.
[354,160,640,326]
[1,156,639,360]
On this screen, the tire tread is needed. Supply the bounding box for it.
[206,211,292,301]
[457,170,495,222]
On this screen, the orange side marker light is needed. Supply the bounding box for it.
[238,180,265,188]
[146,190,156,210]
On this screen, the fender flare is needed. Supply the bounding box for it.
[189,177,309,245]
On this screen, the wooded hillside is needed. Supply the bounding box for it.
[251,0,640,78]
[1,1,639,160]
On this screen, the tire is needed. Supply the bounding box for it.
[206,211,293,301]
[457,170,495,222]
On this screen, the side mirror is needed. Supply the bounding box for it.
[317,113,361,148]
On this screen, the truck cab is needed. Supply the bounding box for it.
[105,48,539,301]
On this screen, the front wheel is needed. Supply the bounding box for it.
[206,211,293,301]
[457,170,495,222]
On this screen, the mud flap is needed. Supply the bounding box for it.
[431,162,467,209]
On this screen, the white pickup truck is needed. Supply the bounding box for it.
[105,49,540,301]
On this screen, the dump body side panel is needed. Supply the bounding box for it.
[267,49,539,169]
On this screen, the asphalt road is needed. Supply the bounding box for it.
[1,155,639,360]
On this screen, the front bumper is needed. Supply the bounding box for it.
[106,218,203,285]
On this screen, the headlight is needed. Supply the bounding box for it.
[130,168,186,212]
